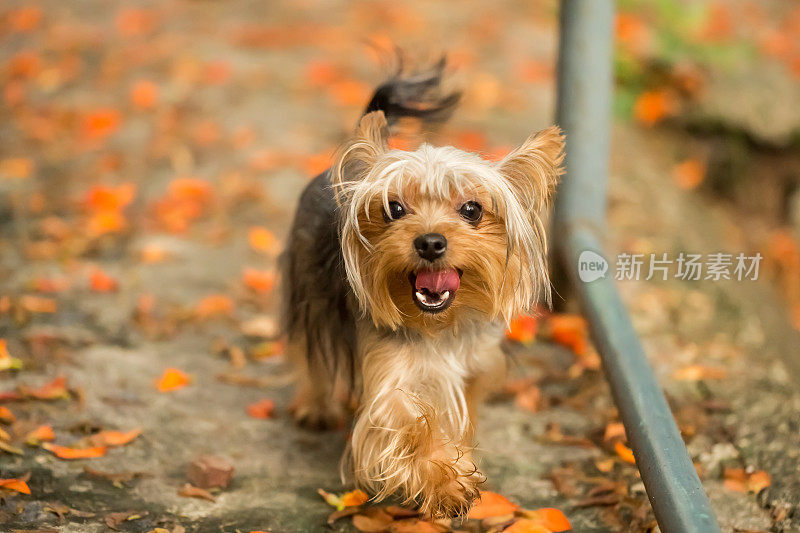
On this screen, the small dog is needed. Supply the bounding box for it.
[281,61,564,517]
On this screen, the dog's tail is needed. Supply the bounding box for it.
[361,57,460,127]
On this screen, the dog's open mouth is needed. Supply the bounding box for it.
[409,268,461,314]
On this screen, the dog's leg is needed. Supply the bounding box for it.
[287,339,346,430]
[351,338,483,517]
[465,342,507,435]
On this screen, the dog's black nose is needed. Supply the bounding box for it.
[414,233,447,261]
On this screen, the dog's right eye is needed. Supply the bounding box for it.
[384,201,406,221]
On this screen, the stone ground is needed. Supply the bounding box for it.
[1,1,799,532]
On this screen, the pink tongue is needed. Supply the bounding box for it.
[415,268,460,294]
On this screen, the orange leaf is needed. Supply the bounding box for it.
[89,429,142,447]
[468,491,519,519]
[504,520,550,533]
[140,244,168,263]
[89,268,119,292]
[43,442,107,459]
[0,157,34,179]
[340,489,369,507]
[8,7,43,32]
[130,80,159,109]
[0,406,16,423]
[328,78,371,107]
[22,376,69,400]
[746,470,771,493]
[115,8,156,36]
[82,109,122,140]
[156,368,191,392]
[722,467,746,492]
[243,268,275,293]
[672,365,727,381]
[0,478,31,494]
[246,399,275,419]
[85,184,136,212]
[615,13,651,51]
[506,315,538,343]
[530,508,571,532]
[724,468,771,493]
[88,211,127,235]
[547,314,589,356]
[305,60,340,86]
[304,151,333,176]
[26,425,55,444]
[633,90,675,126]
[248,227,280,254]
[195,294,234,319]
[672,159,706,190]
[614,441,636,464]
[19,295,57,313]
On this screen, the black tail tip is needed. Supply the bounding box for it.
[363,56,461,126]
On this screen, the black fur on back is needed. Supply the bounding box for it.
[280,59,460,388]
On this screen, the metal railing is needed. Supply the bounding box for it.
[552,1,722,531]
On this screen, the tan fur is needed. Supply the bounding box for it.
[297,110,564,517]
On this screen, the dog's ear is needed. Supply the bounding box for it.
[332,111,388,204]
[498,126,565,211]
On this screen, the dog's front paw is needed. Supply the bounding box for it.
[289,393,345,431]
[419,460,483,518]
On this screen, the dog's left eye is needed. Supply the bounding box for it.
[384,201,407,221]
[458,201,483,223]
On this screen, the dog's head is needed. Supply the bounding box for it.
[332,111,564,333]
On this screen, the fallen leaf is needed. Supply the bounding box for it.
[130,80,159,109]
[248,226,281,254]
[82,109,122,140]
[0,339,23,371]
[85,184,136,212]
[672,158,706,190]
[672,365,727,381]
[195,294,234,320]
[723,468,771,493]
[43,443,107,459]
[505,315,538,343]
[8,7,43,32]
[89,268,119,292]
[19,295,57,313]
[0,406,16,423]
[340,489,369,507]
[178,483,216,502]
[104,510,148,530]
[26,425,55,445]
[614,441,636,464]
[547,314,589,356]
[88,428,142,447]
[242,268,276,293]
[0,478,31,494]
[20,376,69,400]
[246,398,275,419]
[468,491,519,519]
[603,422,626,442]
[517,508,572,532]
[352,511,393,532]
[156,368,191,392]
[633,90,676,126]
[0,157,34,179]
[0,440,24,454]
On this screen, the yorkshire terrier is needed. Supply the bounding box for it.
[281,60,564,517]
